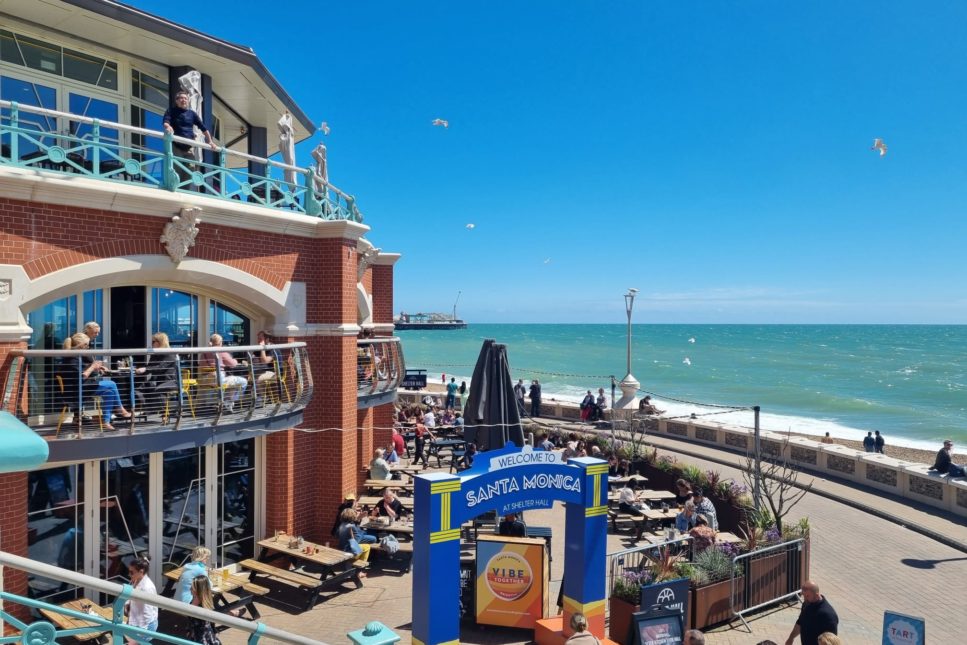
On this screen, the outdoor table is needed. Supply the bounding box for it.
[637,490,677,502]
[162,566,265,619]
[642,508,678,523]
[716,531,743,545]
[427,438,466,468]
[364,479,414,494]
[39,599,117,641]
[607,475,648,487]
[361,518,415,537]
[391,464,425,475]
[358,495,415,510]
[257,536,354,575]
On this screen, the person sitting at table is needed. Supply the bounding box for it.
[691,489,718,530]
[498,512,526,537]
[385,443,400,465]
[186,576,220,645]
[391,427,406,459]
[200,333,248,412]
[674,478,693,505]
[370,448,392,481]
[675,500,697,532]
[60,332,132,431]
[396,406,407,423]
[441,408,455,425]
[372,487,409,522]
[176,546,210,603]
[453,412,464,427]
[135,332,178,416]
[689,514,716,553]
[331,492,359,537]
[607,455,622,477]
[254,330,277,385]
[617,483,650,516]
[337,508,376,566]
[125,556,158,644]
[459,442,478,469]
[423,407,437,428]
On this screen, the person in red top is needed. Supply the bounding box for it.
[391,427,406,459]
[412,421,434,467]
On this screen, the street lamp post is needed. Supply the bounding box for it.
[624,289,636,376]
[614,289,640,413]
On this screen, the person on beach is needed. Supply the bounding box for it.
[638,395,664,415]
[928,440,953,474]
[874,430,885,454]
[445,377,458,409]
[529,379,542,417]
[863,432,875,452]
[821,432,834,445]
[514,379,527,415]
[580,390,594,421]
[593,387,607,421]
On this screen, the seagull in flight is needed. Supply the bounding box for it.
[432,118,449,129]
[688,337,696,344]
[466,223,475,230]
[543,258,551,264]
[871,138,887,157]
[319,122,330,136]
[683,357,692,366]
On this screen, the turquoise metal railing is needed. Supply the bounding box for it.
[0,100,363,222]
[0,550,325,645]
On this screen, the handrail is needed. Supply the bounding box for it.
[0,99,360,217]
[13,342,306,357]
[0,550,327,645]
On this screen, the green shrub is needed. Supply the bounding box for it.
[692,548,740,584]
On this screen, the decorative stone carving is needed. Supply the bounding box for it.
[790,446,817,465]
[909,476,944,500]
[356,238,382,325]
[160,208,201,264]
[724,433,748,449]
[0,278,10,299]
[667,422,687,436]
[826,455,855,474]
[865,464,898,487]
[696,427,717,443]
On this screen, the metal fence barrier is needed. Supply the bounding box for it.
[730,537,806,631]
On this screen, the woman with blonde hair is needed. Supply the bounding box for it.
[135,332,178,415]
[817,634,842,645]
[187,576,221,645]
[60,332,131,430]
[176,546,210,603]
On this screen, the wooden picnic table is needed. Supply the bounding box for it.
[607,489,677,504]
[642,508,679,523]
[162,566,267,620]
[248,537,361,610]
[361,518,414,537]
[257,537,354,571]
[716,531,743,545]
[358,495,415,509]
[364,479,414,493]
[39,599,117,641]
[607,475,649,486]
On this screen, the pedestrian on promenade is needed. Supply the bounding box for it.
[580,390,594,421]
[529,379,542,417]
[594,387,607,421]
[458,380,468,409]
[784,580,838,645]
[862,432,875,452]
[514,379,527,415]
[683,629,705,645]
[445,377,458,409]
[874,430,885,454]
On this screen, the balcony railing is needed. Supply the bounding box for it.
[0,550,326,645]
[356,337,405,409]
[2,343,312,462]
[0,99,363,221]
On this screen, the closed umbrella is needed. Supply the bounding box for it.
[311,141,328,191]
[463,339,525,451]
[277,111,297,187]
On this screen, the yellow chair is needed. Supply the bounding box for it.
[54,374,103,437]
[180,368,197,417]
[264,364,293,404]
[197,366,233,410]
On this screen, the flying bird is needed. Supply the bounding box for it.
[871,138,887,157]
[466,223,475,230]
[432,118,449,129]
[688,337,696,344]
[319,122,330,136]
[543,258,551,264]
[682,357,692,366]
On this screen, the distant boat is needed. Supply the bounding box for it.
[395,311,467,330]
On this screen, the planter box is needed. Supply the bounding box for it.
[608,596,639,643]
[692,576,743,630]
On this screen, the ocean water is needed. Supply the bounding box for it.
[397,324,967,451]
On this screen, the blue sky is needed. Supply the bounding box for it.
[133,1,967,324]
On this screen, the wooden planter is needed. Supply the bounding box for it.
[691,576,743,629]
[608,596,639,644]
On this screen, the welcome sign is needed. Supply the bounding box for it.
[462,445,583,515]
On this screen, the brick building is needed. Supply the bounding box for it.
[0,0,401,613]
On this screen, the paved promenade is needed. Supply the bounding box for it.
[220,428,967,645]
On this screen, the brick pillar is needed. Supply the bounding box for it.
[371,261,396,326]
[1,472,29,628]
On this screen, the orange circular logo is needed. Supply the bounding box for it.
[485,551,533,601]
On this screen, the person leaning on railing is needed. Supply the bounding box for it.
[60,332,132,431]
[163,90,218,186]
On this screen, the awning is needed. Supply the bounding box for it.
[0,411,49,473]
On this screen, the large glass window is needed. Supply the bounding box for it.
[132,105,166,181]
[69,92,119,155]
[209,301,249,346]
[0,29,116,90]
[100,457,150,585]
[131,70,167,110]
[152,288,198,348]
[163,448,205,568]
[26,295,77,415]
[27,465,85,602]
[82,289,103,349]
[218,440,255,565]
[0,75,58,156]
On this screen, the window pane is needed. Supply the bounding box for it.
[69,92,119,149]
[64,48,108,87]
[152,288,197,348]
[0,29,24,66]
[82,290,104,349]
[219,439,254,565]
[27,466,86,603]
[18,33,61,76]
[163,448,205,568]
[133,70,168,110]
[1,76,58,155]
[209,301,249,346]
[26,295,77,415]
[100,457,150,585]
[98,61,118,90]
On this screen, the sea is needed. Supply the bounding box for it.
[397,324,967,451]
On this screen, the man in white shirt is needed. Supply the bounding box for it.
[423,408,436,428]
[617,485,650,516]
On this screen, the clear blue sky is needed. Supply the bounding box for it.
[133,1,967,324]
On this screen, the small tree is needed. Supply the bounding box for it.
[741,440,812,535]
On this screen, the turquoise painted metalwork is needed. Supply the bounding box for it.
[346,621,402,645]
[0,100,363,222]
[0,411,48,474]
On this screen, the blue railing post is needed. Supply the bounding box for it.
[304,168,321,216]
[219,148,228,198]
[10,102,19,162]
[248,622,267,645]
[162,131,176,191]
[348,195,362,222]
[91,120,101,175]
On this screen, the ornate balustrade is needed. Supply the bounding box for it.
[0,99,362,221]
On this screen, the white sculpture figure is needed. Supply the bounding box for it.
[311,142,328,192]
[356,239,381,325]
[177,71,204,161]
[160,208,202,264]
[278,111,297,186]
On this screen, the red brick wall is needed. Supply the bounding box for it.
[0,472,29,625]
[356,408,373,493]
[372,265,394,325]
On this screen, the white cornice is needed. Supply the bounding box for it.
[372,253,402,267]
[0,166,370,240]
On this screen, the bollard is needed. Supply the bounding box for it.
[346,621,401,645]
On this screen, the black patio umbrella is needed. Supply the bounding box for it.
[463,339,525,451]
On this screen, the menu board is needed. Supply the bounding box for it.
[633,609,684,645]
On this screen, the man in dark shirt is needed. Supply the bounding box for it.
[928,440,953,474]
[371,487,409,521]
[785,581,838,645]
[497,512,526,537]
[162,90,217,185]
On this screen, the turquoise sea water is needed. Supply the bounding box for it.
[398,324,967,450]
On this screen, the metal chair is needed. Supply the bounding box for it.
[54,374,103,436]
[180,368,197,417]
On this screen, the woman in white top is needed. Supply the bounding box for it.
[201,333,248,412]
[125,556,158,644]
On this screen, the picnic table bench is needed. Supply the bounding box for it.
[249,537,362,610]
[162,566,267,621]
[364,479,414,495]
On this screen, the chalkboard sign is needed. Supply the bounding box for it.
[402,369,427,390]
[633,607,684,645]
